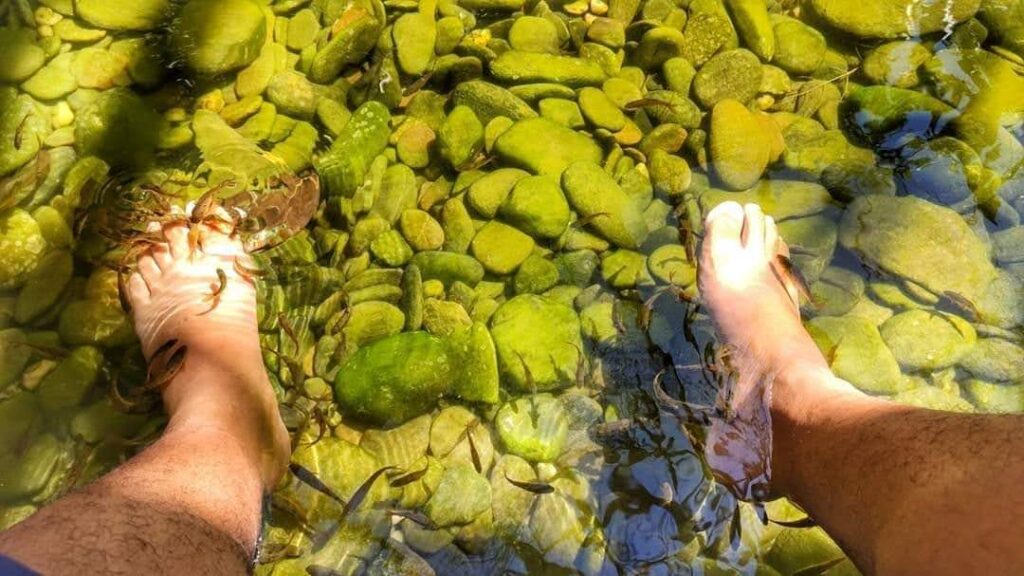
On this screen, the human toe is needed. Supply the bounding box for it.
[764,215,779,260]
[128,272,150,307]
[136,254,162,287]
[162,220,191,259]
[741,203,766,254]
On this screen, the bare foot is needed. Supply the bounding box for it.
[697,202,857,499]
[128,214,290,489]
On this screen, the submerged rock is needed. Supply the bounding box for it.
[171,0,266,75]
[808,0,981,39]
[489,295,583,392]
[880,310,977,371]
[839,195,997,303]
[807,316,905,394]
[334,331,452,426]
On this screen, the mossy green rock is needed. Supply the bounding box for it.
[539,98,585,129]
[491,51,607,87]
[467,168,530,218]
[959,338,1024,382]
[692,49,763,108]
[316,101,391,198]
[770,15,826,75]
[334,331,452,426]
[450,81,538,124]
[438,105,484,168]
[493,118,602,175]
[426,464,492,527]
[21,53,77,101]
[561,161,648,249]
[809,0,981,39]
[0,391,39,452]
[578,87,625,131]
[14,250,72,324]
[710,99,771,190]
[0,329,31,392]
[410,251,485,286]
[447,322,500,404]
[77,0,170,30]
[602,249,654,288]
[266,71,318,119]
[965,380,1024,413]
[423,298,472,336]
[37,346,104,412]
[499,175,571,239]
[508,16,561,53]
[0,434,61,500]
[725,0,774,61]
[58,299,134,348]
[634,26,686,70]
[75,88,160,170]
[490,295,583,391]
[471,221,535,274]
[513,254,560,294]
[0,89,46,177]
[0,29,45,82]
[171,0,265,75]
[807,316,905,394]
[862,41,931,88]
[880,310,977,371]
[839,195,997,303]
[400,209,445,251]
[0,209,47,290]
[647,244,696,286]
[892,386,974,412]
[495,394,569,462]
[394,12,437,76]
[839,86,955,148]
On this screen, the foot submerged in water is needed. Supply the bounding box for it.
[127,212,290,489]
[696,202,847,500]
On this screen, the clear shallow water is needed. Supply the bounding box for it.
[1,0,1023,574]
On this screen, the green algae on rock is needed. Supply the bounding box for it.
[172,0,266,75]
[495,394,569,462]
[809,0,981,39]
[76,0,170,31]
[334,331,452,426]
[493,117,602,175]
[489,295,583,392]
[839,195,997,303]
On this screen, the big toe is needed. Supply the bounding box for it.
[703,201,745,262]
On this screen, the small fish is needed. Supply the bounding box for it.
[936,290,979,322]
[203,268,228,304]
[388,466,429,488]
[147,338,179,364]
[771,254,814,306]
[386,509,437,530]
[311,465,397,551]
[13,340,70,359]
[278,313,300,347]
[791,556,846,576]
[289,463,347,506]
[504,472,554,494]
[146,344,187,391]
[571,212,611,228]
[13,114,28,149]
[466,422,483,474]
[342,466,398,519]
[233,257,267,281]
[624,98,677,111]
[768,516,817,529]
[306,565,345,576]
[402,71,433,97]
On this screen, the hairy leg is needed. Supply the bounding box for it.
[0,217,289,575]
[699,201,1024,575]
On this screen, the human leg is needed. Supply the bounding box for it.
[700,201,1024,575]
[0,218,289,575]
